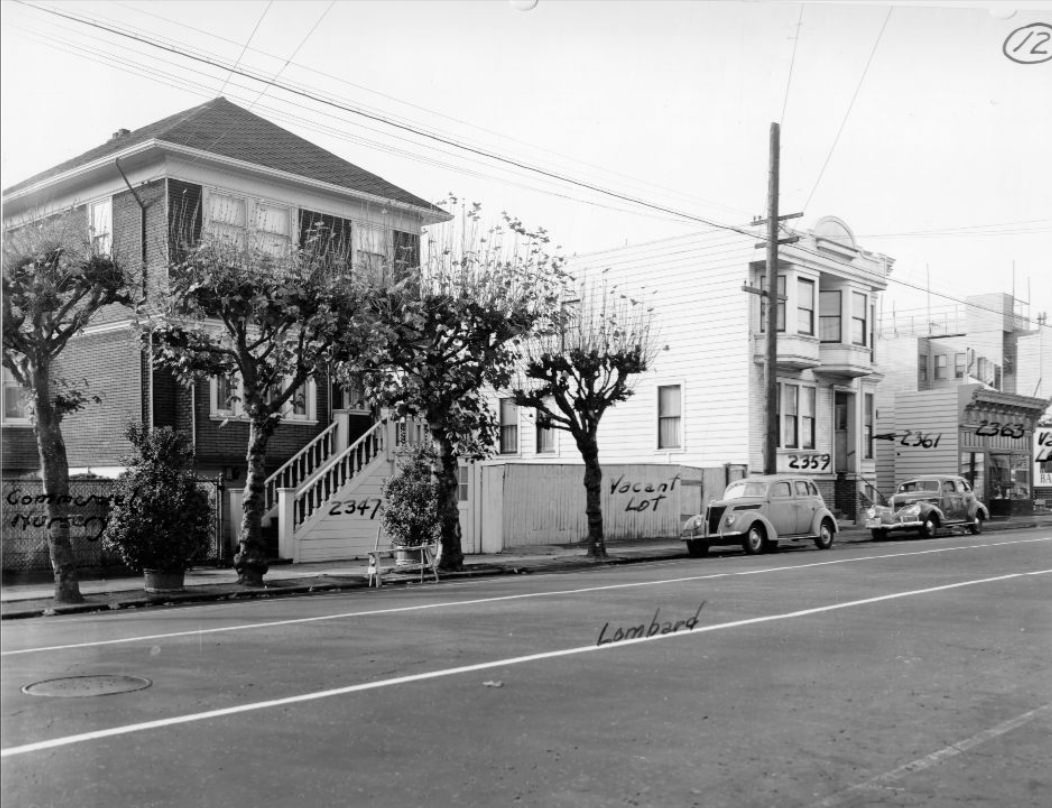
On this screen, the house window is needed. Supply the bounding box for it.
[851,292,868,346]
[778,383,816,450]
[499,398,518,454]
[168,180,203,259]
[207,192,248,249]
[864,393,874,459]
[354,225,386,282]
[285,381,316,421]
[214,371,240,416]
[253,201,292,258]
[869,303,876,362]
[536,410,556,453]
[89,198,112,255]
[760,275,786,333]
[210,374,315,421]
[657,384,682,449]
[800,386,815,450]
[918,353,929,385]
[797,278,815,335]
[819,290,841,342]
[393,230,420,276]
[299,209,353,267]
[2,367,31,425]
[934,354,948,380]
[954,352,966,379]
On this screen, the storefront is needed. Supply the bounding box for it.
[958,388,1048,517]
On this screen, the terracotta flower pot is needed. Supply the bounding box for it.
[143,569,186,594]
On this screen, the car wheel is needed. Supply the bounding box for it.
[742,525,765,555]
[870,528,888,541]
[686,538,709,558]
[920,515,939,539]
[762,537,779,553]
[969,514,984,535]
[814,519,835,550]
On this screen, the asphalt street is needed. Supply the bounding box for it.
[2,528,1050,808]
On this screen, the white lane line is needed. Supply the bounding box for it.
[3,536,1049,657]
[3,568,1049,759]
[810,704,1052,807]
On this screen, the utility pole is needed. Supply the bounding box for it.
[764,123,780,475]
[746,123,800,475]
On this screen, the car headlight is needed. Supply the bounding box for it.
[866,507,876,518]
[725,514,736,527]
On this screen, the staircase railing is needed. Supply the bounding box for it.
[264,418,341,513]
[293,420,386,529]
[857,476,888,507]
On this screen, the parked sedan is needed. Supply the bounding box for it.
[680,475,838,557]
[864,475,988,540]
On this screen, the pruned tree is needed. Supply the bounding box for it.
[150,239,379,586]
[348,201,566,571]
[511,280,662,558]
[2,217,131,603]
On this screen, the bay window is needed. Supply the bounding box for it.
[819,290,841,342]
[851,292,868,346]
[797,278,815,335]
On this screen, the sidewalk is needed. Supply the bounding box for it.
[4,516,1050,620]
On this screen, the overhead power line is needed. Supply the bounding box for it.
[802,6,893,211]
[9,2,1048,331]
[17,0,759,239]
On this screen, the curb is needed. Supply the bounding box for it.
[3,519,1047,620]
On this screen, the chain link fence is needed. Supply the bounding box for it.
[1,477,224,575]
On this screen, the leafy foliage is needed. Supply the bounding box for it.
[2,219,130,416]
[511,279,662,557]
[149,238,380,585]
[2,214,131,603]
[341,199,569,569]
[102,425,212,573]
[380,445,440,547]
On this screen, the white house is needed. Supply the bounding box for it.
[472,216,894,550]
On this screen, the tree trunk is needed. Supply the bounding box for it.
[429,426,463,572]
[234,419,272,586]
[31,363,84,603]
[578,432,607,558]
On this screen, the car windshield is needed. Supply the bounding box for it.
[897,480,940,493]
[722,481,768,500]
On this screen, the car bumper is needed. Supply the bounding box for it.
[681,530,745,543]
[864,517,923,530]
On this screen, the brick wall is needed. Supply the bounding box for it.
[53,328,143,469]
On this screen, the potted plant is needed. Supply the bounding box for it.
[102,425,212,593]
[381,444,440,563]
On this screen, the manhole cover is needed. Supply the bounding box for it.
[22,674,152,698]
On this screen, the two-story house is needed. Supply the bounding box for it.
[873,293,1049,515]
[471,216,894,550]
[2,96,448,562]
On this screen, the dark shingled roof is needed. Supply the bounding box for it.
[4,97,442,214]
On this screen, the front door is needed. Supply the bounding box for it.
[834,392,855,473]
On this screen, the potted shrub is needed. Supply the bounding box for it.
[102,425,212,593]
[381,444,440,562]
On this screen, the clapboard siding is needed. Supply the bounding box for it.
[892,388,960,482]
[557,231,755,468]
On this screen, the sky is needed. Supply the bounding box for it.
[2,0,1050,326]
